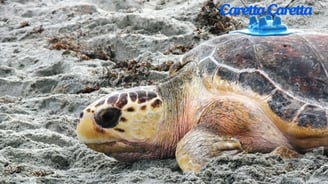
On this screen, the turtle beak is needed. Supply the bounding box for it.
[76,111,97,143]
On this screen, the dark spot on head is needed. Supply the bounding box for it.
[137,90,157,103]
[91,110,95,113]
[79,112,84,118]
[137,91,147,103]
[141,105,147,110]
[126,107,135,112]
[107,95,119,104]
[95,99,105,107]
[129,92,137,102]
[120,117,127,122]
[151,99,162,108]
[116,93,128,108]
[114,128,125,133]
[147,91,157,99]
[94,108,121,129]
[86,108,91,113]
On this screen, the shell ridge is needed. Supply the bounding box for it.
[205,57,327,111]
[252,69,327,110]
[246,36,262,69]
[294,33,328,80]
[291,103,309,123]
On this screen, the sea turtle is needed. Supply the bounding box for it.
[77,31,328,172]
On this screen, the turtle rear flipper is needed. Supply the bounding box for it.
[176,127,242,172]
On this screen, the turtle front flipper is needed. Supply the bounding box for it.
[176,127,242,172]
[176,96,294,172]
[270,146,300,159]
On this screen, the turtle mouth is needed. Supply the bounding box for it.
[86,140,155,162]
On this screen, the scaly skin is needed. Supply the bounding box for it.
[77,32,328,172]
[77,62,213,161]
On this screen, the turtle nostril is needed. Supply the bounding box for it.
[94,108,121,128]
[79,112,84,118]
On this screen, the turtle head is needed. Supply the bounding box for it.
[76,86,165,161]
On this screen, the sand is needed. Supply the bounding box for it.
[0,0,328,183]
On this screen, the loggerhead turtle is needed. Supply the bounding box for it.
[77,31,328,172]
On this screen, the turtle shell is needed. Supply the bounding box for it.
[182,32,328,130]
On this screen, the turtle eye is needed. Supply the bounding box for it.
[94,108,121,128]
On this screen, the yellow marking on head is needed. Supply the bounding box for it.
[115,97,164,141]
[76,89,165,145]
